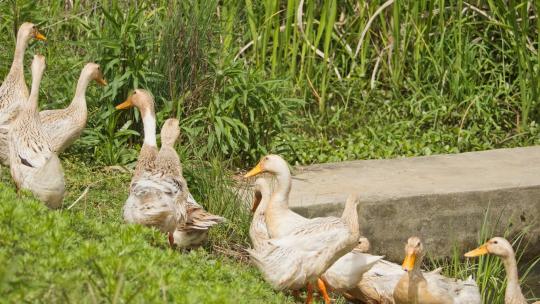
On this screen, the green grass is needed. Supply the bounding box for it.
[2,1,539,166]
[0,164,292,303]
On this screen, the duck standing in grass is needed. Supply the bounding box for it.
[117,91,223,248]
[39,63,107,153]
[465,237,540,304]
[0,22,46,166]
[393,236,480,304]
[9,55,65,208]
[244,155,360,304]
[117,90,185,241]
[161,119,225,249]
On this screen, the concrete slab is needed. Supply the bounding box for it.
[286,146,540,261]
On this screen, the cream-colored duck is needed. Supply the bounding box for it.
[39,63,107,153]
[465,237,539,304]
[322,237,383,295]
[9,55,65,208]
[394,237,480,304]
[0,22,46,166]
[349,258,405,303]
[245,155,361,303]
[117,90,185,239]
[244,155,308,238]
[157,119,224,249]
[248,175,382,297]
[249,177,272,250]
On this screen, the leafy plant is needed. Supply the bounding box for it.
[183,64,303,164]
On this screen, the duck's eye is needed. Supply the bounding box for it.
[493,241,498,244]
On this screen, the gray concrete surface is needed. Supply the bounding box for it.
[285,146,540,262]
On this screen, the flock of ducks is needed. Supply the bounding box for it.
[0,23,537,304]
[0,23,224,249]
[243,156,538,304]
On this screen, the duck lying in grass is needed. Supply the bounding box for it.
[245,155,360,304]
[9,55,65,208]
[465,237,540,304]
[117,90,223,249]
[0,22,46,166]
[394,237,481,304]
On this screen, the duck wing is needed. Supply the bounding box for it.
[323,251,384,291]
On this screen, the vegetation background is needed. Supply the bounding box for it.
[0,0,539,303]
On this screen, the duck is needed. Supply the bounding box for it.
[247,175,383,297]
[322,238,384,295]
[8,55,65,208]
[244,155,308,238]
[117,92,222,248]
[117,90,186,239]
[249,177,272,250]
[0,22,46,166]
[244,155,361,304]
[465,237,540,304]
[349,258,406,303]
[116,89,157,180]
[39,63,107,153]
[158,119,224,249]
[116,89,187,240]
[393,236,481,304]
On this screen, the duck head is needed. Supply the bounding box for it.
[19,22,46,43]
[116,89,155,114]
[244,154,289,178]
[355,237,371,253]
[402,236,424,272]
[82,63,107,86]
[465,237,514,258]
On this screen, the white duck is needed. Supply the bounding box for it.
[393,237,481,304]
[249,176,382,298]
[245,155,361,303]
[39,63,107,153]
[8,55,65,208]
[0,22,46,166]
[465,237,540,304]
[244,155,307,238]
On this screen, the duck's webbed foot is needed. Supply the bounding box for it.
[317,278,332,304]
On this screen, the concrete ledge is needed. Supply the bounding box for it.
[288,146,540,261]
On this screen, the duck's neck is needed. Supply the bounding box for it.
[408,254,425,281]
[502,253,524,302]
[10,34,28,75]
[25,69,43,113]
[141,111,156,147]
[341,198,359,233]
[68,73,91,110]
[269,169,291,209]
